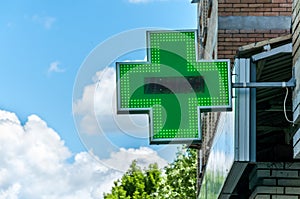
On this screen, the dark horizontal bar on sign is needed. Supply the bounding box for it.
[144,76,205,94]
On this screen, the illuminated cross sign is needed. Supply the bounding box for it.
[116,30,231,144]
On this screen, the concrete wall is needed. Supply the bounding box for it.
[197,0,220,180]
[203,0,219,60]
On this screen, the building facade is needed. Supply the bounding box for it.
[197,0,300,198]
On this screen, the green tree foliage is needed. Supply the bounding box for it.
[104,146,197,199]
[104,160,162,199]
[158,147,197,198]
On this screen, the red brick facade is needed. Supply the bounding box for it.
[218,29,291,60]
[217,0,292,62]
[219,0,292,16]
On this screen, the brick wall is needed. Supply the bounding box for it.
[219,0,292,16]
[218,29,291,61]
[249,162,300,199]
[218,0,292,62]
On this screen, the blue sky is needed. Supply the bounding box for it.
[0,1,197,198]
[1,0,196,153]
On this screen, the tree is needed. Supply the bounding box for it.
[103,146,197,199]
[157,146,197,198]
[103,160,162,199]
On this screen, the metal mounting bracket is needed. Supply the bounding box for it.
[232,77,296,88]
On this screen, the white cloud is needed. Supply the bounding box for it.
[6,22,14,28]
[73,67,148,136]
[0,109,167,199]
[72,67,179,164]
[48,61,65,73]
[31,14,56,29]
[104,147,167,171]
[0,183,21,199]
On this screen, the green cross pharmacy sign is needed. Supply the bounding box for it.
[116,30,231,144]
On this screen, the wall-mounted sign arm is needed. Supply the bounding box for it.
[232,77,295,88]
